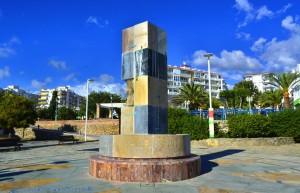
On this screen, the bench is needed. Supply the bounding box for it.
[0,138,23,151]
[58,135,78,145]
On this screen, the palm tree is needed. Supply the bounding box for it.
[259,89,283,108]
[171,83,208,110]
[269,72,300,109]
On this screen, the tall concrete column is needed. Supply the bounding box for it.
[96,103,100,119]
[121,21,168,134]
[90,21,200,183]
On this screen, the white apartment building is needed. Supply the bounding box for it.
[167,63,227,101]
[290,64,300,109]
[244,73,276,93]
[4,85,39,106]
[38,86,83,109]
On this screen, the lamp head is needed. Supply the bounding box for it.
[203,53,213,58]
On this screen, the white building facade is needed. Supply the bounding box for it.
[38,86,83,109]
[244,73,276,93]
[290,64,300,109]
[167,63,227,102]
[4,85,39,106]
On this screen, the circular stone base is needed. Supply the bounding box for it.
[89,155,201,182]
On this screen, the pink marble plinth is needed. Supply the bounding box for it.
[89,155,201,182]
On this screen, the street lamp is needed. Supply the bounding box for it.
[246,96,253,114]
[85,79,94,141]
[110,95,113,119]
[203,53,214,138]
[55,98,58,121]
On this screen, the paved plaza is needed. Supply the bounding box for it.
[0,141,300,193]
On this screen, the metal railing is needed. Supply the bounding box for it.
[188,108,282,120]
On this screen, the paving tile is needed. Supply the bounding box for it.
[0,141,300,193]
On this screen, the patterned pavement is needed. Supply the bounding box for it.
[0,141,300,193]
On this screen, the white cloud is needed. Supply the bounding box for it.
[31,77,52,89]
[86,16,109,28]
[86,16,99,25]
[256,16,300,72]
[234,0,253,12]
[234,0,290,28]
[48,59,68,70]
[9,37,21,44]
[277,3,292,14]
[99,74,114,83]
[70,81,126,98]
[31,80,46,89]
[281,16,300,32]
[191,49,262,83]
[236,32,251,40]
[250,37,267,52]
[256,6,273,20]
[64,73,77,82]
[192,49,262,73]
[0,66,10,79]
[0,47,15,57]
[0,37,21,58]
[45,77,52,83]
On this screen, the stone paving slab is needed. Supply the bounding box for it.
[0,141,300,193]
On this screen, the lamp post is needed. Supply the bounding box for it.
[110,95,113,119]
[203,53,214,138]
[55,98,58,121]
[85,79,94,141]
[246,96,253,114]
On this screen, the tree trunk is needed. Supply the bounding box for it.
[283,92,290,109]
[239,97,242,108]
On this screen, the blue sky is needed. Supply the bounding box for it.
[0,0,299,96]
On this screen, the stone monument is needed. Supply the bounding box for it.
[89,21,201,182]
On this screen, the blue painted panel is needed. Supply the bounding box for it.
[122,49,167,80]
[134,105,168,134]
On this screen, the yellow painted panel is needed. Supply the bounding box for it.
[111,134,190,158]
[134,76,149,105]
[120,106,134,134]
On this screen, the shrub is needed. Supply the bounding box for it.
[168,108,219,140]
[269,110,300,142]
[58,124,77,132]
[227,114,274,138]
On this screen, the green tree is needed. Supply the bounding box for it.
[220,90,235,108]
[37,108,50,120]
[0,92,38,135]
[171,83,208,110]
[234,80,260,96]
[233,80,259,108]
[233,88,251,108]
[57,107,77,120]
[268,72,300,109]
[259,89,283,108]
[48,90,58,120]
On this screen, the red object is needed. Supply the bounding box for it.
[209,110,214,118]
[89,155,201,182]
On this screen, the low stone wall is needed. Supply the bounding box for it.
[14,128,62,140]
[35,119,120,136]
[191,137,295,147]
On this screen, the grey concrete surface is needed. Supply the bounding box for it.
[0,141,300,193]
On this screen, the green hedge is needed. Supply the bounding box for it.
[227,114,273,138]
[227,109,300,142]
[168,108,221,140]
[269,110,300,142]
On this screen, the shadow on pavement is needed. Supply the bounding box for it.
[201,149,244,174]
[77,148,99,152]
[0,170,33,182]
